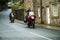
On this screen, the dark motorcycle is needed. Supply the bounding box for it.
[27,15,35,28]
[10,17,14,23]
[9,13,15,23]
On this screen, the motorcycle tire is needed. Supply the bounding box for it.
[32,22,35,28]
[32,21,35,28]
[28,23,30,28]
[11,19,14,23]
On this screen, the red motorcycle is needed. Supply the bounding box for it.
[27,15,35,28]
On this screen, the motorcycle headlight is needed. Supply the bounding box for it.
[31,16,34,19]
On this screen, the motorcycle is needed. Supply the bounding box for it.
[9,13,15,23]
[27,15,35,28]
[11,17,14,23]
[10,17,14,23]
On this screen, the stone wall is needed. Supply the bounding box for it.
[14,9,24,21]
[42,0,60,26]
[24,0,60,26]
[24,0,34,17]
[24,0,34,10]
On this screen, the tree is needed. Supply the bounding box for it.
[12,1,24,12]
[0,0,9,5]
[0,0,9,11]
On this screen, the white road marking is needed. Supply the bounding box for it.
[8,24,53,40]
[30,32,52,40]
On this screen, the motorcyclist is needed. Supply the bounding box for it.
[24,9,36,22]
[24,9,31,22]
[25,9,36,28]
[28,10,35,22]
[9,12,14,23]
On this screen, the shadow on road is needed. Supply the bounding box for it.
[0,37,2,40]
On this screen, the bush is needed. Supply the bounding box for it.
[12,2,24,13]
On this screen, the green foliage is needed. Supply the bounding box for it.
[12,2,24,12]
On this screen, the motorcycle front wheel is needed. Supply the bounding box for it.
[32,21,35,28]
[28,23,30,28]
[11,19,14,23]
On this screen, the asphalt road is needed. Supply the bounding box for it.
[0,9,60,40]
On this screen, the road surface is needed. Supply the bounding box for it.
[0,9,60,40]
